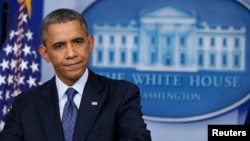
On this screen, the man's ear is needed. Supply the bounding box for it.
[88,35,94,53]
[38,45,51,63]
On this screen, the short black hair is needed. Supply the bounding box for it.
[39,8,88,46]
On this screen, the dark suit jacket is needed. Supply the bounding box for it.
[0,70,151,141]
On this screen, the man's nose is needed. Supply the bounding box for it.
[65,44,76,57]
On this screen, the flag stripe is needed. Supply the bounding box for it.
[14,1,24,96]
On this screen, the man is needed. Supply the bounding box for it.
[0,8,151,141]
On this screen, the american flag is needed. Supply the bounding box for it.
[0,0,41,131]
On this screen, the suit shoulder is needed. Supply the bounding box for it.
[97,74,138,88]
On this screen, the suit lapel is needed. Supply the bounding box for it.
[74,70,106,141]
[38,78,65,141]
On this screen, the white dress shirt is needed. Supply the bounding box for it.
[56,68,89,119]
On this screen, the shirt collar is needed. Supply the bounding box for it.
[56,68,89,99]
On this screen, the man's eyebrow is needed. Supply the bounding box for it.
[72,37,84,41]
[52,41,65,47]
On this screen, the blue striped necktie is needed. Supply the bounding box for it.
[62,88,78,141]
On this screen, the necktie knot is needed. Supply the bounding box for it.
[65,87,77,101]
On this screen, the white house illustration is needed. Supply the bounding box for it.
[91,4,246,72]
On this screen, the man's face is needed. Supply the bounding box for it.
[39,20,94,86]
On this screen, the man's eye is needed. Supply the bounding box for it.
[76,41,82,44]
[54,44,63,48]
[75,40,83,44]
